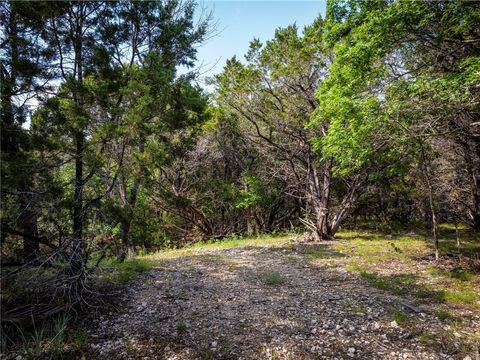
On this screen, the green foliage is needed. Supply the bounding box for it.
[235,172,268,209]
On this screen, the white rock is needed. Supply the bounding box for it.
[211,341,218,348]
[390,320,398,328]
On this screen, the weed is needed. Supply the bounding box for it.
[49,313,69,354]
[69,327,89,348]
[265,314,275,323]
[352,305,368,315]
[390,308,409,325]
[176,320,187,334]
[435,309,453,321]
[418,333,438,346]
[389,242,402,253]
[17,319,47,358]
[261,270,284,285]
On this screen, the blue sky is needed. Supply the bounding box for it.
[193,1,326,88]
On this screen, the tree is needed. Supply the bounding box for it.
[1,0,212,306]
[311,0,480,255]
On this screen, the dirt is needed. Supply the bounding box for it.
[85,242,480,359]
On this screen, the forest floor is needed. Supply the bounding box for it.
[76,229,480,360]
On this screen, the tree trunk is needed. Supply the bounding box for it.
[119,177,140,260]
[421,148,440,260]
[19,193,39,263]
[307,153,332,240]
[315,165,332,240]
[71,4,86,272]
[467,141,480,232]
[330,174,366,237]
[72,130,85,269]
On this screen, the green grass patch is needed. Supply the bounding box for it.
[390,307,409,325]
[434,309,454,321]
[345,263,368,272]
[418,333,438,347]
[176,320,187,334]
[333,232,426,265]
[428,267,475,282]
[360,271,402,294]
[102,258,154,287]
[440,288,480,308]
[146,233,293,260]
[352,305,368,315]
[261,270,284,285]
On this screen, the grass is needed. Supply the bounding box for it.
[15,313,70,358]
[101,257,155,287]
[359,271,418,296]
[390,307,409,325]
[145,233,293,260]
[68,327,89,348]
[301,245,335,260]
[176,320,187,334]
[333,228,480,310]
[261,270,284,285]
[352,305,368,315]
[435,309,454,321]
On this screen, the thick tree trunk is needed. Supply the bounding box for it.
[306,153,332,240]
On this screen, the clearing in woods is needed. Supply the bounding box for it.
[85,231,480,359]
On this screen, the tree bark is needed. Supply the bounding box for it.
[119,177,140,260]
[19,193,39,263]
[421,148,440,260]
[330,175,364,236]
[467,141,480,232]
[71,4,86,271]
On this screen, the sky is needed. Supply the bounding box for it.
[192,1,326,89]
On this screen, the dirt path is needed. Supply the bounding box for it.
[86,243,478,359]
